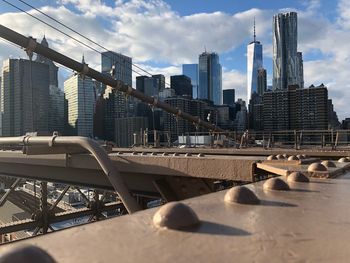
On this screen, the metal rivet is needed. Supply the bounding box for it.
[153,202,200,230]
[282,154,289,158]
[296,154,304,159]
[0,245,56,263]
[287,172,310,183]
[321,160,336,168]
[338,157,349,163]
[151,152,157,156]
[308,162,327,172]
[185,153,192,157]
[197,153,204,157]
[267,155,277,160]
[173,153,179,156]
[162,152,169,156]
[141,152,147,156]
[288,155,299,161]
[132,152,138,155]
[276,154,285,160]
[224,186,260,205]
[263,177,290,191]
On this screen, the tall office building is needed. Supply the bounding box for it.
[182,64,198,99]
[263,85,328,131]
[223,89,235,106]
[64,73,95,137]
[257,68,267,95]
[296,52,304,89]
[49,85,65,134]
[101,51,132,141]
[1,59,50,136]
[247,19,263,103]
[170,75,192,97]
[34,36,64,134]
[198,52,222,105]
[273,12,303,90]
[35,36,58,87]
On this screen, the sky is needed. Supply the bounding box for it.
[0,0,349,120]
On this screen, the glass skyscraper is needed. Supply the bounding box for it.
[247,21,263,104]
[273,12,303,90]
[64,74,95,137]
[198,52,222,105]
[182,64,198,99]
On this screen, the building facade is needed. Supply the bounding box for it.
[182,64,199,99]
[64,74,95,137]
[223,89,235,106]
[100,51,132,141]
[257,68,267,96]
[263,85,328,131]
[273,12,303,90]
[198,52,222,105]
[1,59,50,136]
[163,97,207,142]
[170,75,192,97]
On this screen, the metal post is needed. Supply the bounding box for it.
[40,181,48,234]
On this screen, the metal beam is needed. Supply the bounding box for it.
[0,178,21,206]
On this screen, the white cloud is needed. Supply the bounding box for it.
[222,69,246,100]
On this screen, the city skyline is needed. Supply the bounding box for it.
[0,0,349,119]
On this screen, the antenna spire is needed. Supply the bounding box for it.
[253,17,256,42]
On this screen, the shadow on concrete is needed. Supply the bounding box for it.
[290,188,320,193]
[260,199,297,207]
[180,221,251,237]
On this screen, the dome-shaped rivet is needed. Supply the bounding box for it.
[224,186,260,205]
[338,157,349,163]
[283,154,289,158]
[288,155,299,161]
[197,153,204,157]
[296,154,304,159]
[276,154,285,160]
[308,162,327,172]
[267,155,277,160]
[173,153,179,156]
[287,172,310,183]
[321,160,336,168]
[162,152,169,156]
[263,177,290,191]
[0,245,56,263]
[153,202,200,230]
[185,153,192,157]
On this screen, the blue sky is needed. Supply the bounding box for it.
[0,0,349,119]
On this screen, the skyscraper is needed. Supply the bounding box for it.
[247,19,263,103]
[101,51,132,141]
[64,72,95,137]
[198,52,222,105]
[223,89,235,106]
[257,68,267,95]
[170,75,192,97]
[35,36,64,134]
[182,64,198,99]
[1,59,50,136]
[273,12,303,90]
